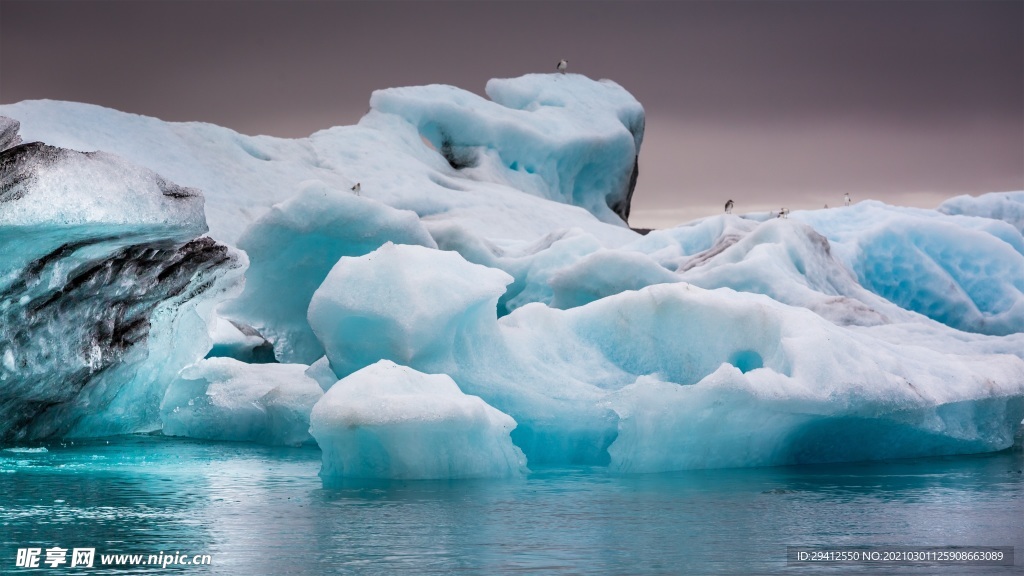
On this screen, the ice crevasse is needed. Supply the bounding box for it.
[0,73,1022,479]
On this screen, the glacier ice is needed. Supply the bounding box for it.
[0,73,642,248]
[305,356,340,392]
[428,224,609,315]
[549,249,681,310]
[0,129,238,442]
[308,242,513,379]
[0,117,22,150]
[794,202,1024,335]
[162,357,322,446]
[221,180,436,363]
[1,73,1023,477]
[370,74,644,224]
[310,360,526,480]
[939,191,1024,234]
[305,243,1024,468]
[667,217,913,327]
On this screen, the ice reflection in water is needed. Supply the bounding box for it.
[1,436,1021,574]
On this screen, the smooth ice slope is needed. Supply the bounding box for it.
[549,249,681,309]
[310,360,526,479]
[939,191,1024,234]
[162,357,323,446]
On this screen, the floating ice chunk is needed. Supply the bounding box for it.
[302,236,1022,469]
[310,360,526,479]
[4,81,1022,472]
[308,242,512,378]
[2,447,47,454]
[222,180,436,363]
[496,283,1024,468]
[161,358,323,446]
[305,241,614,465]
[607,356,1024,473]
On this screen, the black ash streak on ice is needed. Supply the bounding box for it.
[0,122,233,443]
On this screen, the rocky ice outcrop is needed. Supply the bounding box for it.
[0,120,238,442]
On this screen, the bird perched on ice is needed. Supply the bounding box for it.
[557,59,568,74]
[843,192,851,207]
[351,182,361,195]
[777,207,790,219]
[724,199,734,214]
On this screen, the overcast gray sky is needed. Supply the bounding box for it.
[1,0,1021,227]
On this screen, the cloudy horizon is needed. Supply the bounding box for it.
[1,0,1020,228]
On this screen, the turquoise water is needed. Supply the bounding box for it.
[1,437,1021,574]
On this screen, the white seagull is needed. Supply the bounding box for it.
[351,182,361,195]
[844,192,851,207]
[724,199,734,214]
[557,59,568,74]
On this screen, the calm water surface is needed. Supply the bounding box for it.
[1,436,1021,575]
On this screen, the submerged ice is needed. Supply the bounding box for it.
[1,72,1022,478]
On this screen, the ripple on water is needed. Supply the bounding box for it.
[0,437,1021,575]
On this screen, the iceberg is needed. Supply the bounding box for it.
[305,243,1024,468]
[310,360,526,480]
[1,72,1022,478]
